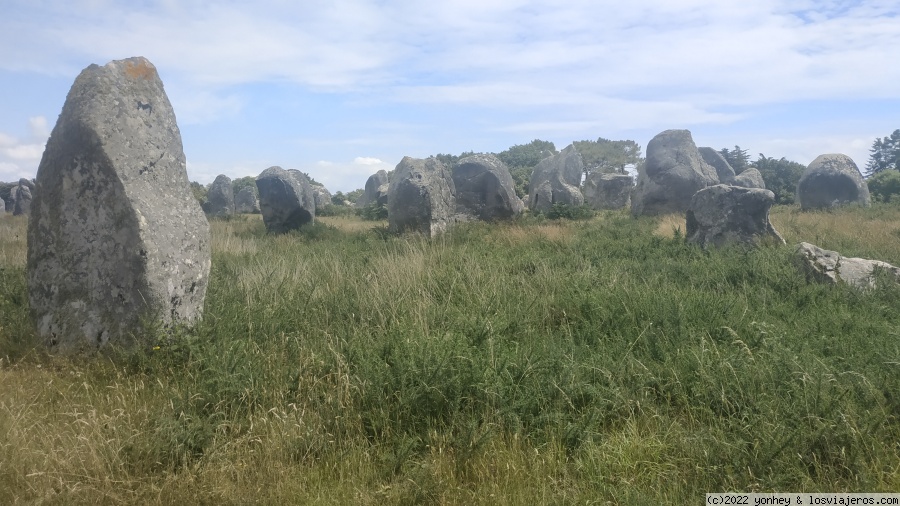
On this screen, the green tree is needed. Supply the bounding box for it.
[345,188,364,203]
[572,137,642,175]
[867,170,900,203]
[433,151,476,167]
[719,145,751,173]
[865,129,900,176]
[497,140,557,170]
[231,176,257,198]
[753,154,806,204]
[190,181,208,206]
[498,140,558,198]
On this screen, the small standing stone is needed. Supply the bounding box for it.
[527,144,585,213]
[206,174,235,216]
[234,186,260,214]
[797,154,870,210]
[732,168,766,189]
[685,184,784,249]
[583,173,634,210]
[256,166,315,233]
[452,153,523,221]
[13,179,34,216]
[388,157,455,236]
[356,170,390,208]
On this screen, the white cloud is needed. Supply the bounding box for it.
[5,1,899,110]
[303,157,393,192]
[0,118,50,181]
[3,144,45,161]
[28,116,49,138]
[0,133,17,148]
[168,89,243,125]
[1,0,897,193]
[0,162,31,183]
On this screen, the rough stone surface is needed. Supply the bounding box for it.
[256,166,315,233]
[234,186,260,214]
[13,179,34,216]
[527,144,585,213]
[583,173,634,210]
[797,154,870,210]
[27,57,211,353]
[5,185,16,213]
[732,168,766,189]
[452,153,523,221]
[356,170,390,208]
[388,157,455,236]
[0,196,4,213]
[311,184,332,210]
[632,130,719,216]
[795,242,900,290]
[685,184,784,249]
[206,174,235,216]
[698,147,736,184]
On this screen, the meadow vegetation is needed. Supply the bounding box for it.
[1,206,900,504]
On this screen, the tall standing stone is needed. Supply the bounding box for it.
[4,185,15,213]
[256,166,315,233]
[527,144,585,213]
[311,183,332,210]
[206,174,235,216]
[234,186,260,214]
[583,173,634,210]
[698,147,736,184]
[452,153,523,221]
[388,157,455,236]
[27,57,211,353]
[13,179,34,216]
[356,170,390,208]
[631,130,718,216]
[797,154,870,210]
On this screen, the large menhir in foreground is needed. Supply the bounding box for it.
[27,57,210,353]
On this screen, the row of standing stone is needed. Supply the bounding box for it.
[17,55,881,355]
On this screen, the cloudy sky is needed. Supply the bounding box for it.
[2,0,899,192]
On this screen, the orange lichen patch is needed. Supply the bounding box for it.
[124,59,157,80]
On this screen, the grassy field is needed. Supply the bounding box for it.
[1,206,899,504]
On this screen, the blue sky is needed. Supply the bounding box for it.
[2,0,899,193]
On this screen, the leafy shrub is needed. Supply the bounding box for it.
[317,204,354,217]
[867,170,900,203]
[545,203,595,220]
[357,202,389,221]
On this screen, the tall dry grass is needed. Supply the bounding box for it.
[1,207,900,503]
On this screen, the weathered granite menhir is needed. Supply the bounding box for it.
[27,57,211,353]
[206,174,235,216]
[388,156,455,237]
[255,166,315,233]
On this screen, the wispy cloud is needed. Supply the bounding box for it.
[0,116,50,182]
[353,157,384,165]
[1,0,897,186]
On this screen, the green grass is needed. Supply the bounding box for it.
[1,208,899,504]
